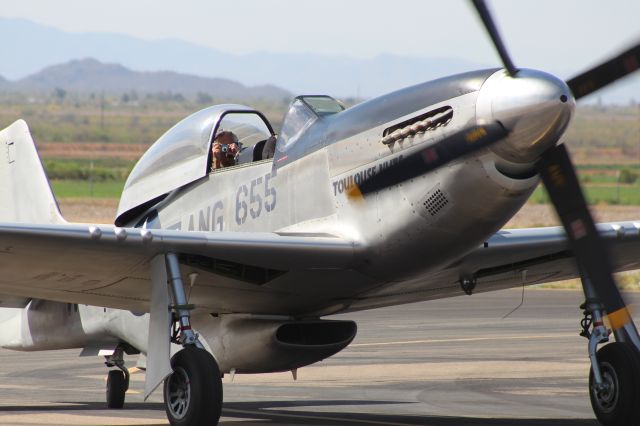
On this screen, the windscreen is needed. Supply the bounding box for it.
[276,99,317,150]
[300,96,345,116]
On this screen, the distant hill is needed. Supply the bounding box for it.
[6,58,291,101]
[0,17,489,98]
[1,17,639,102]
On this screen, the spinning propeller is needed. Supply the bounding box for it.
[351,0,640,331]
[474,0,639,331]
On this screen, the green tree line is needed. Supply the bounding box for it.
[43,159,131,181]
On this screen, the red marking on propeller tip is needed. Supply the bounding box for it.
[624,55,639,73]
[570,219,587,240]
[422,148,439,164]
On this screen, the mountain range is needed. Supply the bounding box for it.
[0,17,488,98]
[0,17,639,103]
[4,58,291,102]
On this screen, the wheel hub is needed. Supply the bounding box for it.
[165,367,191,420]
[592,361,619,413]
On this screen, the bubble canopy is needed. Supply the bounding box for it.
[116,104,273,224]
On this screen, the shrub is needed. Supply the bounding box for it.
[619,168,639,184]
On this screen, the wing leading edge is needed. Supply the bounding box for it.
[434,221,640,300]
[461,221,640,284]
[341,221,640,313]
[0,222,361,312]
[1,220,638,315]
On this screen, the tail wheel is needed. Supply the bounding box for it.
[163,346,222,426]
[106,370,126,409]
[589,342,640,426]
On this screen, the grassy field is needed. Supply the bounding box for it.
[535,271,640,291]
[48,168,640,204]
[0,98,637,208]
[564,105,640,154]
[530,182,640,205]
[50,179,125,198]
[57,176,639,204]
[523,162,640,205]
[0,95,288,147]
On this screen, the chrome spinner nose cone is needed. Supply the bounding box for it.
[476,69,575,164]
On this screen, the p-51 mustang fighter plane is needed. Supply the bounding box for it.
[1,2,640,425]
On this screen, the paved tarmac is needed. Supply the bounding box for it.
[0,289,634,425]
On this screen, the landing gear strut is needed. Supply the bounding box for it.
[162,253,223,426]
[579,277,640,426]
[104,346,129,409]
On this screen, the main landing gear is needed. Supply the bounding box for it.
[162,253,223,426]
[579,280,640,426]
[589,342,640,425]
[105,346,129,409]
[164,346,223,425]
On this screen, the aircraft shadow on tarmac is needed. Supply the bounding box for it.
[0,400,598,426]
[221,400,599,426]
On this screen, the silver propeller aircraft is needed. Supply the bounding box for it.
[1,1,640,425]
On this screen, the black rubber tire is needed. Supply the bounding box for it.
[163,346,222,426]
[589,342,640,426]
[106,370,126,409]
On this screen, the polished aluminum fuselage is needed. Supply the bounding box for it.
[0,68,574,362]
[139,68,573,315]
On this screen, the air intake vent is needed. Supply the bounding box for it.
[423,188,450,217]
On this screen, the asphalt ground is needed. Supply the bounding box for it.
[0,289,632,426]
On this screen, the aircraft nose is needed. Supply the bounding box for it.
[476,69,575,164]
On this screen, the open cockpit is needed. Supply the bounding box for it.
[210,110,275,168]
[115,98,346,225]
[115,105,275,224]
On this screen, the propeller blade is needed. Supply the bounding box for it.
[350,121,508,198]
[471,0,518,76]
[537,144,632,330]
[567,43,640,100]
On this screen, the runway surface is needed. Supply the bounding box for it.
[0,289,631,425]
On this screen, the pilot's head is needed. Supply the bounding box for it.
[214,131,238,146]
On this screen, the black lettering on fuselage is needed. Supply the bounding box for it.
[332,155,404,196]
[182,199,225,232]
[198,206,211,231]
[212,200,224,231]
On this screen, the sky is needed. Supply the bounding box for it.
[1,0,640,81]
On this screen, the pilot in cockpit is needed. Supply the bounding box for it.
[211,130,239,169]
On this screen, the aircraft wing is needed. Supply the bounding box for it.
[343,221,640,313]
[451,221,640,293]
[0,222,360,312]
[2,219,638,315]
